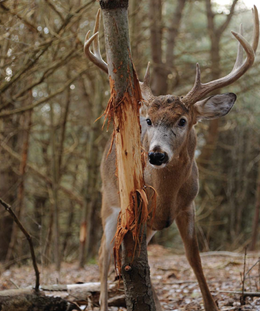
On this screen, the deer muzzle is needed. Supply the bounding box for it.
[148,152,168,166]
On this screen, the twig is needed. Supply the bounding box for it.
[0,198,40,291]
[0,68,87,118]
[245,258,260,278]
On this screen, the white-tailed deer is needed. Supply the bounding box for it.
[84,7,259,311]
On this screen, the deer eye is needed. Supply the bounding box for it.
[146,118,152,126]
[178,118,186,127]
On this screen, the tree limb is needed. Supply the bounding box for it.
[0,68,87,118]
[0,198,40,291]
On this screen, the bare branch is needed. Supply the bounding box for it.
[0,198,40,291]
[217,0,239,36]
[0,68,87,118]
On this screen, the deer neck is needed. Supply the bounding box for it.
[145,127,196,192]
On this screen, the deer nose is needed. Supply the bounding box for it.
[148,152,168,166]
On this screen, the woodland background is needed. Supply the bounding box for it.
[0,0,260,274]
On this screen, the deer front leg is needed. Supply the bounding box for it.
[99,206,120,311]
[175,204,218,311]
[146,227,163,311]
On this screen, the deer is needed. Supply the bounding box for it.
[84,6,259,311]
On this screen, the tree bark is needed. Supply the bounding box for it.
[100,1,156,310]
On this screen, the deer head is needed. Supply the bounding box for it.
[84,7,259,168]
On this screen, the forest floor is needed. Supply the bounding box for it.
[0,245,260,310]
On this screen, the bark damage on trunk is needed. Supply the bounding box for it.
[100,1,156,310]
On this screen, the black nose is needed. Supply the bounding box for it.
[148,152,168,166]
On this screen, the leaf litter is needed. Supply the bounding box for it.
[0,244,260,310]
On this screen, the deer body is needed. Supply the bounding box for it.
[84,7,259,311]
[101,113,199,232]
[99,94,236,311]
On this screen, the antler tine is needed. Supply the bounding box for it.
[93,9,102,59]
[140,62,155,102]
[143,61,151,85]
[182,6,259,107]
[84,9,108,74]
[194,63,201,89]
[232,24,244,71]
[253,5,259,52]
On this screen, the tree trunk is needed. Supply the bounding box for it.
[6,110,32,262]
[100,0,156,309]
[149,0,168,95]
[198,0,238,169]
[249,157,260,250]
[79,78,103,267]
[50,101,61,271]
[149,0,187,95]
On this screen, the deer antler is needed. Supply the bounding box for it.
[84,10,154,102]
[182,6,259,106]
[139,62,155,101]
[84,9,108,74]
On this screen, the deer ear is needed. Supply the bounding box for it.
[194,93,236,121]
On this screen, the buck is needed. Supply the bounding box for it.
[84,7,259,311]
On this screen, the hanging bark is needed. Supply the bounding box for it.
[100,0,155,310]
